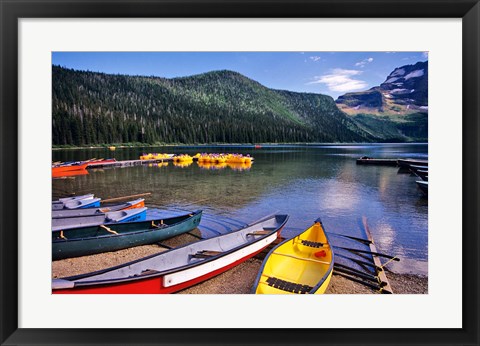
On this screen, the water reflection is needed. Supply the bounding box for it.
[52,144,428,275]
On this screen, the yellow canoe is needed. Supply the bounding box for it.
[252,218,334,294]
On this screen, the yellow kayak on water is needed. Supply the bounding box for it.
[252,218,334,294]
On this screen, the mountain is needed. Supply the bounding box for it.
[334,61,428,142]
[52,66,375,146]
[336,61,428,116]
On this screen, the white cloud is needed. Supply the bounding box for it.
[308,68,368,92]
[422,52,429,59]
[309,56,321,62]
[355,57,374,68]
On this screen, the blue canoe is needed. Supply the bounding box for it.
[52,194,101,210]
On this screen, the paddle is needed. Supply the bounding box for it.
[333,271,391,294]
[332,245,400,261]
[101,192,152,204]
[334,253,382,271]
[333,264,381,283]
[326,231,372,245]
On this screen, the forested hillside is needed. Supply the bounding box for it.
[52,66,375,145]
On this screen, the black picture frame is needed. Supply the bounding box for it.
[1,1,478,345]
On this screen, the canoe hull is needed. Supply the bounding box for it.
[51,207,147,231]
[52,214,288,294]
[397,159,428,168]
[53,233,276,294]
[252,219,334,294]
[52,199,145,218]
[52,211,202,260]
[416,181,428,195]
[52,197,101,210]
[52,162,89,174]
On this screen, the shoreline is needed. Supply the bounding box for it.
[52,142,428,151]
[52,232,428,294]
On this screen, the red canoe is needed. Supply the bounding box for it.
[52,162,89,174]
[52,214,289,294]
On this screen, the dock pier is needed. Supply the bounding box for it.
[87,158,175,169]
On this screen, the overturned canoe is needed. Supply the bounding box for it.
[52,210,203,260]
[52,198,145,218]
[52,207,147,231]
[52,214,288,294]
[252,217,334,294]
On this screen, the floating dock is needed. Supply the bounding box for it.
[86,158,174,169]
[356,158,398,166]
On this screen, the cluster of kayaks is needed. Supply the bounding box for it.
[173,154,194,162]
[51,197,334,295]
[139,153,174,160]
[198,161,252,171]
[194,153,254,164]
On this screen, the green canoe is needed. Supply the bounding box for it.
[52,210,202,260]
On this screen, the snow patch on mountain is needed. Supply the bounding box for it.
[390,88,408,94]
[391,68,405,77]
[404,69,424,80]
[385,77,399,84]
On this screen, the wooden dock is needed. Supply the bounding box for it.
[86,158,174,169]
[356,158,398,166]
[362,216,394,294]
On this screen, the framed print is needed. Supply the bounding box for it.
[1,0,478,345]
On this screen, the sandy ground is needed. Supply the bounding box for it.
[52,231,428,294]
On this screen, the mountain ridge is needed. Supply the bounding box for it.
[52,66,376,146]
[336,61,428,116]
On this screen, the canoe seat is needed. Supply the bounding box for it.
[299,239,325,248]
[151,221,168,229]
[265,276,313,294]
[191,250,222,259]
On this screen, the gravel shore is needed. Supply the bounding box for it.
[52,231,427,294]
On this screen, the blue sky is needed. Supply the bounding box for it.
[52,52,428,99]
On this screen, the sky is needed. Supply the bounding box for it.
[52,52,428,99]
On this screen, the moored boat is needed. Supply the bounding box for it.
[52,197,101,210]
[52,198,145,218]
[52,214,288,293]
[408,164,428,171]
[416,180,428,195]
[173,154,193,163]
[252,217,334,294]
[52,210,203,260]
[415,169,428,181]
[52,195,101,210]
[52,161,89,174]
[52,207,148,231]
[397,158,428,168]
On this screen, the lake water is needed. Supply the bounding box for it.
[52,143,428,275]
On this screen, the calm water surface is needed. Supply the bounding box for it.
[52,144,428,275]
